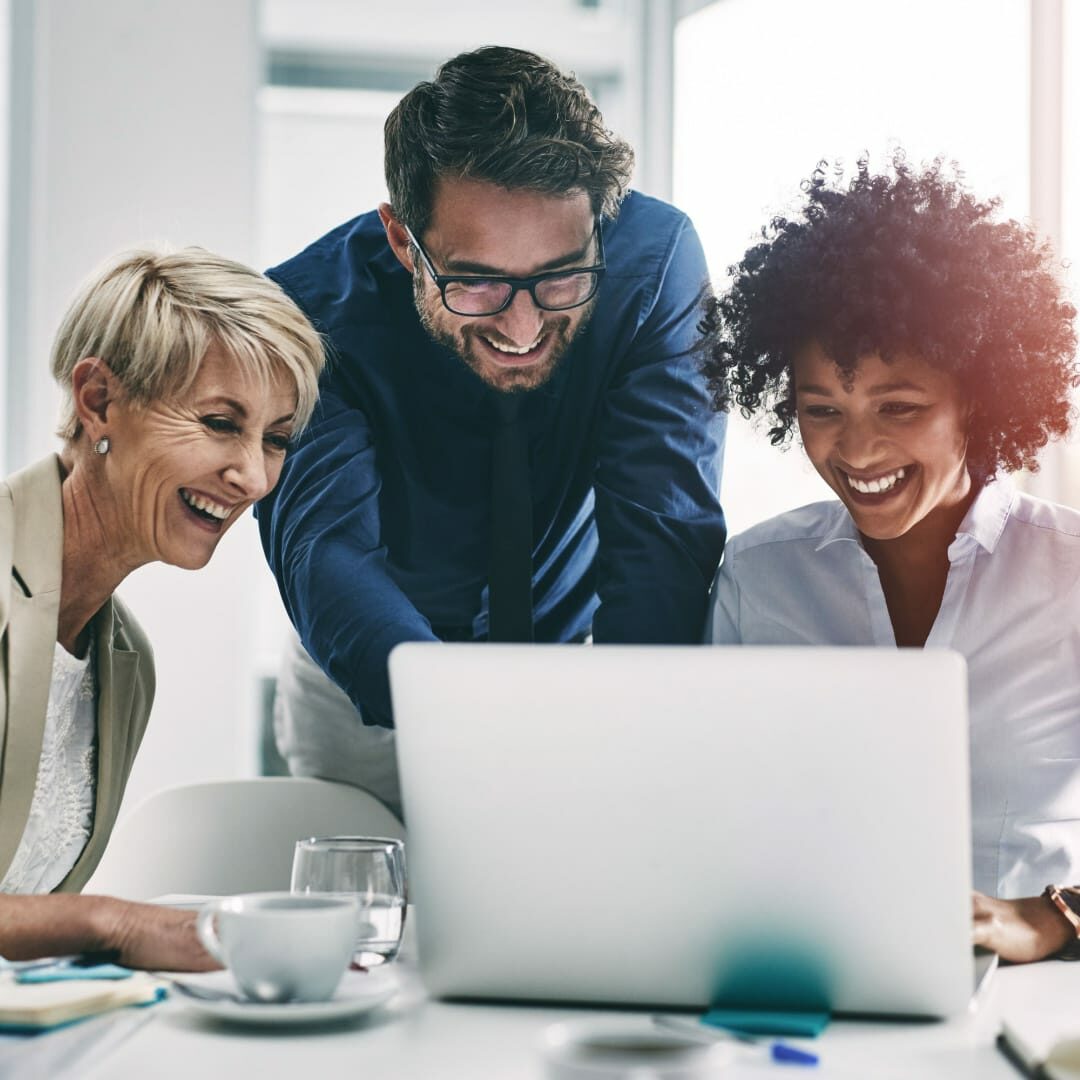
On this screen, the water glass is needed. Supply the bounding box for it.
[291,837,407,964]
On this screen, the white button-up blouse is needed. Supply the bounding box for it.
[708,479,1080,899]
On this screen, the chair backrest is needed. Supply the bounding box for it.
[85,778,405,900]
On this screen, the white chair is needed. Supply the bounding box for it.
[85,778,405,900]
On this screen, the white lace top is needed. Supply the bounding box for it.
[0,642,97,894]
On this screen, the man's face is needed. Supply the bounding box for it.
[392,178,598,392]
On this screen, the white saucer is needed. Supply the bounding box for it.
[172,969,398,1027]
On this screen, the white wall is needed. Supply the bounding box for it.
[6,0,266,813]
[258,0,672,197]
[257,87,398,270]
[0,0,8,446]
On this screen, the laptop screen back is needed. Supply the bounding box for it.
[389,644,973,1016]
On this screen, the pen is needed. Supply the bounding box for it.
[652,1014,820,1066]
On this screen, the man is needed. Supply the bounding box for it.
[258,46,726,812]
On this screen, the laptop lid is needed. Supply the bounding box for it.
[389,644,973,1017]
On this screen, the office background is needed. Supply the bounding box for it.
[0,0,1074,816]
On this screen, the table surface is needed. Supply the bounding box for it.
[69,930,1078,1080]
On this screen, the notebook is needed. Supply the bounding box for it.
[999,1008,1080,1079]
[0,973,162,1031]
[390,643,979,1017]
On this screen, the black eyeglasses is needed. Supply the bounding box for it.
[404,222,606,317]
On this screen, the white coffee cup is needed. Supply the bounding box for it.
[196,892,359,1003]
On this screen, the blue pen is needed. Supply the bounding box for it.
[652,1015,820,1066]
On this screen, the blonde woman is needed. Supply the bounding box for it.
[0,248,324,967]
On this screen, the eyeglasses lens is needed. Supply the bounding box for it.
[444,280,513,316]
[534,272,598,310]
[443,272,599,316]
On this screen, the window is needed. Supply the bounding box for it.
[674,0,1031,533]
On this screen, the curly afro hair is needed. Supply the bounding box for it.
[700,154,1079,478]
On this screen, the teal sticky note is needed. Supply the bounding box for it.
[16,964,133,984]
[702,1007,831,1038]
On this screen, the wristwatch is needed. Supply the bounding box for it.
[1043,885,1080,959]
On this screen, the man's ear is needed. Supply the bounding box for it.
[379,203,415,273]
[71,357,118,440]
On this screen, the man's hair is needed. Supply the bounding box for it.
[52,246,326,442]
[384,45,634,236]
[699,153,1079,478]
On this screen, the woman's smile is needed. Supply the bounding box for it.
[833,464,916,504]
[178,487,237,531]
[794,344,971,542]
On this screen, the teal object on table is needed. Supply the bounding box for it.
[705,932,832,1038]
[702,1007,831,1038]
[16,964,133,984]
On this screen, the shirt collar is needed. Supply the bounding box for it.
[813,503,862,552]
[955,476,1015,554]
[812,475,1016,555]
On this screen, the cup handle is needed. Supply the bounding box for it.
[195,905,225,964]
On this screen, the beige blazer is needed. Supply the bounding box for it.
[0,455,155,893]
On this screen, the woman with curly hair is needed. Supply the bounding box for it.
[702,155,1080,964]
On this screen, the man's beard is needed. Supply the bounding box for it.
[413,266,594,393]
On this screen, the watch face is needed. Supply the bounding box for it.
[1062,887,1080,917]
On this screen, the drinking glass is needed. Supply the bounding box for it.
[290,837,407,964]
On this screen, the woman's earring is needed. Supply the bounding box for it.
[93,436,111,456]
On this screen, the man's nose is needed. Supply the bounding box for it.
[494,287,544,346]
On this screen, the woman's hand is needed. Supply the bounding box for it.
[90,896,218,971]
[972,890,1074,963]
[0,894,218,971]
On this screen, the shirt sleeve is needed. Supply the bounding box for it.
[591,218,727,645]
[257,373,436,729]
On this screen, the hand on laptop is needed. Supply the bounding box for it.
[971,891,1073,963]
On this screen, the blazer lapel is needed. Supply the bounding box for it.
[60,600,139,891]
[0,458,65,880]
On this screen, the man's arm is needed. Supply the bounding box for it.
[592,217,727,644]
[258,376,436,728]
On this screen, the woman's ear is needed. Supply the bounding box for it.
[71,357,118,440]
[378,203,415,273]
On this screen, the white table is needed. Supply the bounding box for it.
[74,946,1079,1080]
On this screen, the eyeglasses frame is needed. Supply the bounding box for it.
[403,220,606,316]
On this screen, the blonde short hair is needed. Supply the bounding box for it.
[51,246,325,442]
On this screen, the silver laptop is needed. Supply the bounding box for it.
[389,644,979,1017]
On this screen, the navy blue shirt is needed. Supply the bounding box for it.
[258,191,726,727]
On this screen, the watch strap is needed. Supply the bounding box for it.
[1044,885,1080,959]
[1044,884,1080,936]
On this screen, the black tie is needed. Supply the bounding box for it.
[488,394,533,642]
